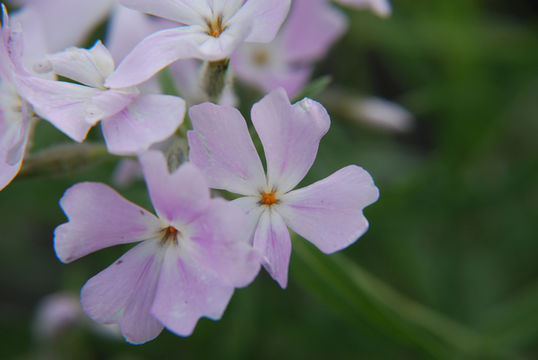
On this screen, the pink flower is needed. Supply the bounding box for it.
[15,41,186,155]
[54,151,260,344]
[188,88,379,288]
[232,0,348,97]
[105,0,291,88]
[15,0,115,52]
[0,5,41,190]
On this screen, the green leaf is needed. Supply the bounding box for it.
[294,76,332,102]
[292,238,512,359]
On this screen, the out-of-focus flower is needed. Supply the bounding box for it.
[33,292,121,341]
[16,41,185,155]
[15,0,115,52]
[322,89,414,133]
[105,0,291,88]
[0,4,43,190]
[33,293,83,340]
[188,88,379,288]
[54,151,260,344]
[334,0,392,18]
[232,0,347,97]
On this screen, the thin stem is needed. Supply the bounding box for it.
[201,58,230,103]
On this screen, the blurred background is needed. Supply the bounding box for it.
[1,0,537,359]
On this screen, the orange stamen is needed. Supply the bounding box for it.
[161,225,180,245]
[260,191,278,206]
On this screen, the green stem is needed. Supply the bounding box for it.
[202,58,230,103]
[19,143,115,179]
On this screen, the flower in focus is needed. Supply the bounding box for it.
[105,0,292,88]
[16,41,185,155]
[188,88,379,288]
[232,0,348,97]
[54,151,260,344]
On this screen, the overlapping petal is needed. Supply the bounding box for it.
[105,27,205,88]
[120,0,211,25]
[282,0,348,63]
[0,102,31,191]
[233,0,291,43]
[188,198,261,287]
[139,151,210,224]
[15,75,100,141]
[101,94,185,155]
[253,210,291,289]
[81,239,165,344]
[278,165,379,254]
[22,0,115,52]
[150,245,234,337]
[37,41,115,88]
[54,182,161,263]
[251,88,330,193]
[188,103,266,195]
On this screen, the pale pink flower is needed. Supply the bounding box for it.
[105,0,291,88]
[54,151,260,344]
[0,5,43,190]
[188,88,379,288]
[15,41,185,155]
[232,0,348,97]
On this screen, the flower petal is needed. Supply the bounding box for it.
[54,182,160,263]
[15,75,99,141]
[253,210,291,288]
[188,198,261,287]
[139,151,210,224]
[232,0,291,43]
[120,0,211,25]
[281,0,348,63]
[231,196,265,244]
[23,0,115,52]
[101,93,185,155]
[187,102,266,196]
[251,88,330,193]
[105,26,206,88]
[0,102,31,191]
[278,165,379,254]
[81,240,165,344]
[150,245,234,337]
[36,41,115,88]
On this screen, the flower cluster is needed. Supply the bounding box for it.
[0,0,385,344]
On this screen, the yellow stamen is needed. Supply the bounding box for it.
[206,15,226,38]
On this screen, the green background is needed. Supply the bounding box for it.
[1,0,537,359]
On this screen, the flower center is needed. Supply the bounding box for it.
[206,15,226,38]
[161,225,180,246]
[259,191,279,206]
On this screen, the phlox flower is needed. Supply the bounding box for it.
[0,4,45,190]
[15,40,186,155]
[188,88,379,288]
[105,0,291,88]
[15,0,115,52]
[54,151,260,344]
[232,0,348,97]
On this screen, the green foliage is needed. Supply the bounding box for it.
[1,1,537,359]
